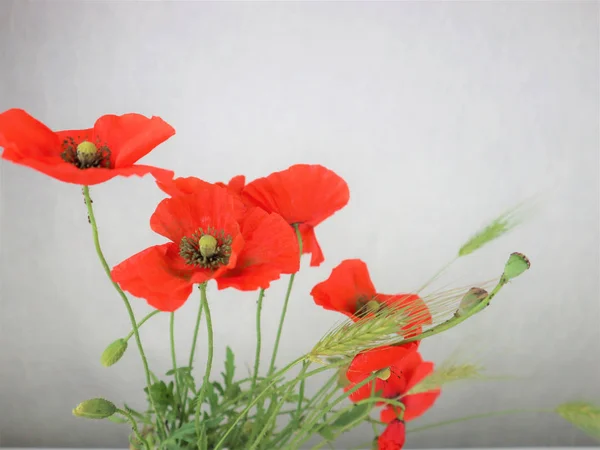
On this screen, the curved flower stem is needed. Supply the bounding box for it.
[195,283,214,441]
[82,186,166,438]
[179,297,204,425]
[124,310,161,341]
[407,409,552,434]
[268,224,303,376]
[169,312,183,428]
[116,408,149,450]
[250,288,266,397]
[295,360,309,420]
[397,280,505,346]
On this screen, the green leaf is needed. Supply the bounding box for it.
[212,381,225,396]
[166,366,192,376]
[144,381,173,409]
[224,346,235,388]
[317,425,337,441]
[331,403,372,428]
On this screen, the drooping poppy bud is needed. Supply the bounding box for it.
[100,339,128,367]
[72,398,117,419]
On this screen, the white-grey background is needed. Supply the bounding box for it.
[0,0,599,448]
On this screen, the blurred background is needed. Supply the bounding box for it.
[0,0,598,448]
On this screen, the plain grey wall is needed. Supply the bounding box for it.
[1,0,599,448]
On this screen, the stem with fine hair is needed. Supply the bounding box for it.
[396,280,506,347]
[195,283,214,440]
[169,312,183,427]
[124,310,161,341]
[251,288,266,397]
[268,224,303,375]
[116,408,149,450]
[179,297,204,425]
[82,186,166,438]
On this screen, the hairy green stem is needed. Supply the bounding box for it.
[251,289,266,397]
[195,283,214,441]
[82,186,166,438]
[124,310,161,341]
[179,297,204,426]
[169,312,183,429]
[397,280,505,346]
[268,224,303,376]
[117,408,149,450]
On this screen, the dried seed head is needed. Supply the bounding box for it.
[502,252,530,283]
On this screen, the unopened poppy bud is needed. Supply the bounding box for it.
[455,287,489,317]
[76,141,98,164]
[100,339,128,367]
[502,252,530,283]
[199,234,218,258]
[72,398,116,419]
[376,367,392,380]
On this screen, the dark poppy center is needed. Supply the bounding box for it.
[179,227,233,270]
[61,137,111,169]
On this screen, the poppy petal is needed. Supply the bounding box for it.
[216,175,246,195]
[216,208,299,291]
[150,185,242,249]
[111,243,195,311]
[346,378,386,403]
[93,114,175,167]
[0,109,60,158]
[156,176,214,197]
[402,390,441,421]
[404,361,434,393]
[242,164,349,226]
[347,343,419,382]
[298,224,325,267]
[378,420,406,450]
[1,148,174,185]
[379,294,432,338]
[311,259,377,316]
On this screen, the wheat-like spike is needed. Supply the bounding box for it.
[407,363,485,395]
[556,402,600,441]
[458,202,532,257]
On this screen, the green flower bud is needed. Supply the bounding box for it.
[76,141,98,164]
[337,368,351,388]
[199,234,218,258]
[72,398,116,419]
[502,252,530,283]
[455,287,489,317]
[100,339,128,367]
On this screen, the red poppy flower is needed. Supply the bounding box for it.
[0,109,175,185]
[344,343,420,403]
[345,344,440,422]
[378,351,440,423]
[111,184,299,311]
[378,420,406,450]
[311,259,431,337]
[241,164,349,266]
